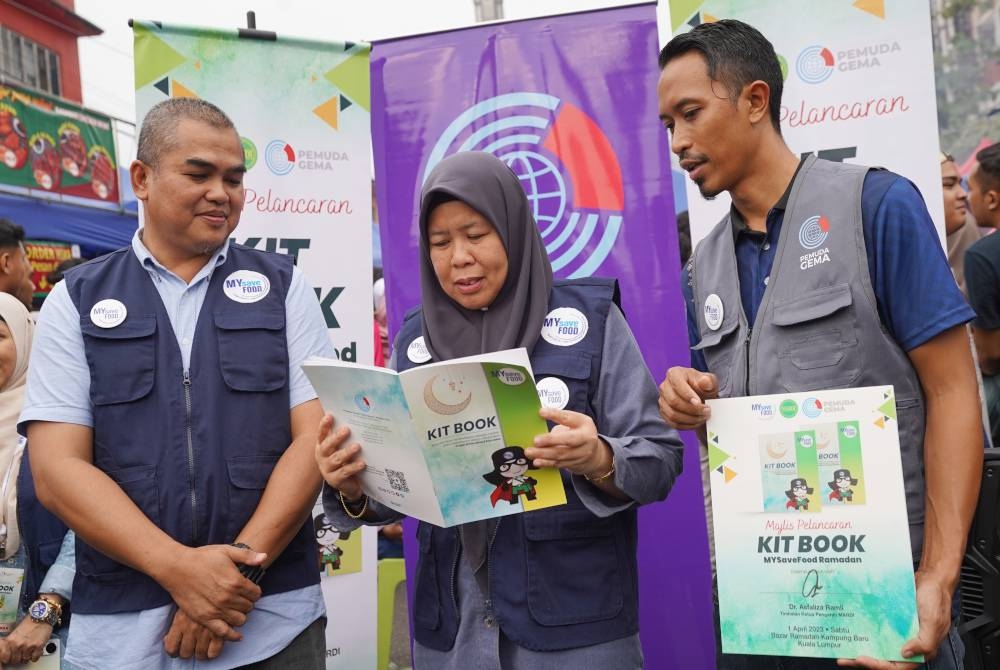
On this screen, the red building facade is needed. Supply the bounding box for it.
[0,0,101,103]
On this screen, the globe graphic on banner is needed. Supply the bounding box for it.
[423,92,624,278]
[503,150,566,234]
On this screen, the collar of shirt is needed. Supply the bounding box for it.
[130,229,229,286]
[729,155,808,244]
[728,156,807,326]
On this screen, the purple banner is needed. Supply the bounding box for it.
[371,5,713,666]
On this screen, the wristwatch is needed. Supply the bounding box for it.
[28,596,62,628]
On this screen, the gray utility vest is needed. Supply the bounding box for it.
[690,155,926,560]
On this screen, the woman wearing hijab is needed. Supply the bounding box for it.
[0,293,76,667]
[0,293,32,568]
[317,152,683,668]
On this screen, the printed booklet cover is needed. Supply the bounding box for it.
[706,386,919,661]
[304,348,566,527]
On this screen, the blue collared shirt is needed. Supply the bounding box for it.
[21,231,333,669]
[38,530,74,600]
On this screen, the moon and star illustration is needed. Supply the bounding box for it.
[422,374,473,415]
[815,426,834,451]
[764,438,789,460]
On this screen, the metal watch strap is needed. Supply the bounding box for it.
[29,597,61,627]
[230,542,266,585]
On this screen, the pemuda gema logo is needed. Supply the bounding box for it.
[796,45,835,84]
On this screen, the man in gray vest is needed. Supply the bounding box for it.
[656,19,981,670]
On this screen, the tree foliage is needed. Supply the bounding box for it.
[933,0,1000,162]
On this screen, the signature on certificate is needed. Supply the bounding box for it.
[801,569,823,598]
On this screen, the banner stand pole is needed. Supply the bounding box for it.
[127,16,276,41]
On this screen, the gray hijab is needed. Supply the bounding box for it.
[418,152,554,581]
[418,151,554,361]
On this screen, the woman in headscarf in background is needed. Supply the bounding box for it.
[0,292,76,667]
[317,152,683,668]
[0,293,32,570]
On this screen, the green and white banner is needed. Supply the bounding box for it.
[664,0,943,245]
[134,23,376,669]
[134,21,374,364]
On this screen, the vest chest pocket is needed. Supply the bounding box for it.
[531,352,593,413]
[225,456,278,542]
[215,309,288,392]
[692,318,740,397]
[522,508,624,626]
[80,316,156,405]
[773,283,861,392]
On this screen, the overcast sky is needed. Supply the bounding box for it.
[75,0,651,126]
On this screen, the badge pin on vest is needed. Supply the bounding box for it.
[223,270,271,303]
[90,299,127,328]
[536,376,571,410]
[541,307,589,346]
[704,294,724,331]
[407,336,432,363]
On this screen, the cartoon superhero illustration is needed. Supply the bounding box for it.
[785,477,814,511]
[314,513,352,572]
[828,468,859,502]
[483,446,538,507]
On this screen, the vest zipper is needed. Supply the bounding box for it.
[744,326,753,394]
[484,520,502,617]
[449,534,460,613]
[183,369,198,542]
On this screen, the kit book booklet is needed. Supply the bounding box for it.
[707,386,920,661]
[304,348,567,527]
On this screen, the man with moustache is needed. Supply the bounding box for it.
[656,19,980,670]
[22,98,333,669]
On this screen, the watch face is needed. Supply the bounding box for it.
[29,600,50,619]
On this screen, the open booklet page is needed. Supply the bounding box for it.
[304,348,567,527]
